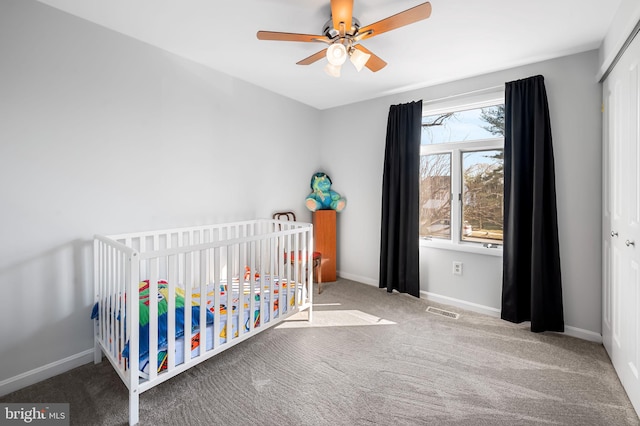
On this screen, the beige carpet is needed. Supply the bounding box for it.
[2,278,638,425]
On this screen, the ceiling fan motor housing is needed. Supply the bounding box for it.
[322,17,361,39]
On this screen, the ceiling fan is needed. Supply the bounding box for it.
[256,0,432,77]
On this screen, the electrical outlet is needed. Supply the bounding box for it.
[453,261,463,275]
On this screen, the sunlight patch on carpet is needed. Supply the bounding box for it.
[277,310,396,328]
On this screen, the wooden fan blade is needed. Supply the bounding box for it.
[358,2,432,41]
[354,45,387,72]
[331,0,353,34]
[297,49,328,65]
[257,31,329,43]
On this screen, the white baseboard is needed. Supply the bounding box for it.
[336,271,377,287]
[420,290,502,318]
[337,274,603,344]
[0,349,94,397]
[422,291,602,343]
[561,326,603,343]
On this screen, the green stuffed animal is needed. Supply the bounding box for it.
[305,172,346,212]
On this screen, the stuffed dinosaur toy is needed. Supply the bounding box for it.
[305,172,346,212]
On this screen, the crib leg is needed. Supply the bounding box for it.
[129,389,139,425]
[93,324,102,364]
[93,342,102,364]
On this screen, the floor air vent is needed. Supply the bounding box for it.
[426,306,460,319]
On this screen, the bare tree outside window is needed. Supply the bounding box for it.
[420,104,504,244]
[462,149,503,243]
[420,153,451,238]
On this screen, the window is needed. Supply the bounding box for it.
[419,94,504,250]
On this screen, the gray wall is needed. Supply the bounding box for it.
[0,0,319,389]
[319,50,603,338]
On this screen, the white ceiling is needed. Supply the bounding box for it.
[37,0,621,110]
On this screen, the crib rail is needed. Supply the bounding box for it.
[93,219,313,425]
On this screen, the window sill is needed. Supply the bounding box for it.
[419,238,503,257]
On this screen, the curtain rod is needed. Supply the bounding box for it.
[422,85,505,106]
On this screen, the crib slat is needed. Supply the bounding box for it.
[248,240,255,333]
[93,241,101,364]
[281,233,287,314]
[199,249,208,359]
[115,250,124,367]
[213,246,220,350]
[109,246,117,357]
[270,235,276,322]
[114,248,121,361]
[259,237,266,328]
[294,231,300,309]
[148,259,159,382]
[226,245,233,342]
[296,231,302,307]
[167,255,177,372]
[238,241,246,338]
[99,243,107,356]
[96,243,109,360]
[106,247,112,357]
[183,251,192,366]
[303,230,309,307]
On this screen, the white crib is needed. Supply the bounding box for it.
[92,219,313,425]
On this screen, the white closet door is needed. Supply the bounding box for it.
[603,30,640,416]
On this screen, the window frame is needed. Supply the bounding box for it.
[419,90,505,257]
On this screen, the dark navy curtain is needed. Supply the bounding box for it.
[379,100,422,297]
[501,75,564,332]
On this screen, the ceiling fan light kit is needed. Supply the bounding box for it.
[327,43,348,66]
[324,62,342,77]
[349,48,371,72]
[257,0,432,78]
